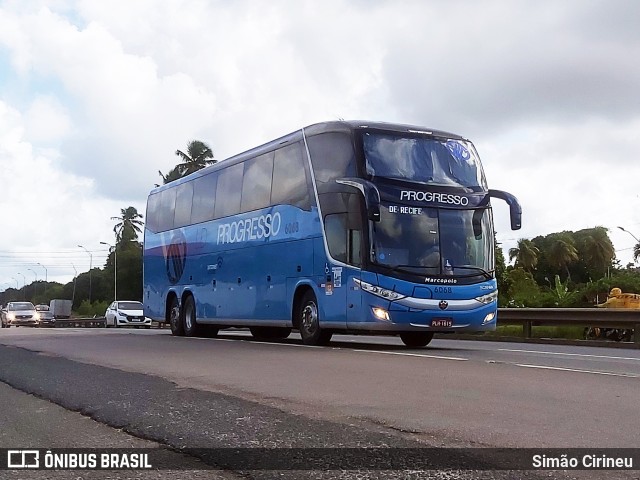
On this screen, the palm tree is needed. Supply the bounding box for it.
[158,140,216,185]
[158,165,184,185]
[508,239,540,271]
[547,233,579,280]
[580,227,615,276]
[175,140,216,176]
[112,207,144,244]
[634,243,640,263]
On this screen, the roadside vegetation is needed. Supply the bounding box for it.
[2,138,639,326]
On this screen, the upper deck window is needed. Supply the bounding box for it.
[363,132,487,190]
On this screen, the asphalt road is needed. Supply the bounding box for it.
[1,327,639,479]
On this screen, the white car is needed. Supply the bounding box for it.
[105,301,151,328]
[3,302,38,327]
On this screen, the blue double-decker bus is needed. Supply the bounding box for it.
[143,121,521,347]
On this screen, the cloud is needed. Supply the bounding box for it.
[0,0,639,285]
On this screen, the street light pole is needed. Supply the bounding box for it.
[17,273,25,300]
[27,268,38,298]
[618,226,640,242]
[37,262,48,299]
[77,245,93,304]
[100,241,117,301]
[618,226,640,264]
[71,263,77,307]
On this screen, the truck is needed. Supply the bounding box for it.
[49,299,72,319]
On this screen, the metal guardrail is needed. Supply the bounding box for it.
[497,308,640,344]
[54,317,106,328]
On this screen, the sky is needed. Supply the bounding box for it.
[1,0,639,289]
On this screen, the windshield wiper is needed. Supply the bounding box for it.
[450,265,494,279]
[383,264,441,276]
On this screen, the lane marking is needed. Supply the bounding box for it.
[214,337,468,360]
[515,363,640,378]
[499,348,640,362]
[353,350,468,361]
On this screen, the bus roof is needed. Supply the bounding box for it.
[150,120,467,195]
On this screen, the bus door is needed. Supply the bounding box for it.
[322,194,364,327]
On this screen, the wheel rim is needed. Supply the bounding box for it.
[184,300,194,331]
[170,303,180,330]
[301,301,318,336]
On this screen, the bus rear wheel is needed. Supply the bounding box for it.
[400,332,434,348]
[299,291,332,346]
[169,297,184,336]
[182,295,202,337]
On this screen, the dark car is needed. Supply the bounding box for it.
[35,304,55,327]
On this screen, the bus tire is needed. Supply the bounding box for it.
[169,296,184,336]
[201,325,220,338]
[250,327,292,340]
[299,291,332,346]
[182,295,201,337]
[400,332,434,348]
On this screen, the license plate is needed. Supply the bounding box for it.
[431,318,453,327]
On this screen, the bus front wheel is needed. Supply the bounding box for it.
[399,332,434,348]
[169,297,184,336]
[299,291,332,346]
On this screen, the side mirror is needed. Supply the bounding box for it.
[489,189,522,230]
[336,178,381,222]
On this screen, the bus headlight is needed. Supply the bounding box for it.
[475,291,498,305]
[354,279,406,301]
[483,311,496,324]
[372,307,390,321]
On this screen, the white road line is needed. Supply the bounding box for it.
[499,348,640,362]
[215,338,468,359]
[515,363,640,378]
[353,350,468,361]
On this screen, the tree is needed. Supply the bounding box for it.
[158,165,183,185]
[547,233,579,280]
[112,207,144,244]
[578,227,615,278]
[158,140,216,184]
[508,239,540,271]
[634,243,640,263]
[175,140,216,175]
[506,267,542,307]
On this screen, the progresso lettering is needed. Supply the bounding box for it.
[217,212,282,245]
[400,190,469,206]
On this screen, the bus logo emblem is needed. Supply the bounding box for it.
[439,300,449,310]
[166,233,187,285]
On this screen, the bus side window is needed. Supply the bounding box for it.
[307,133,357,186]
[214,163,243,219]
[146,193,161,233]
[272,143,311,210]
[174,182,194,228]
[325,214,348,264]
[158,188,177,232]
[192,173,218,224]
[325,209,363,267]
[241,152,274,213]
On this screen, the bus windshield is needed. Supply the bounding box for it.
[363,132,487,190]
[372,204,494,277]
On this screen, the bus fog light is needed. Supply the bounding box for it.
[372,308,390,321]
[482,311,496,324]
